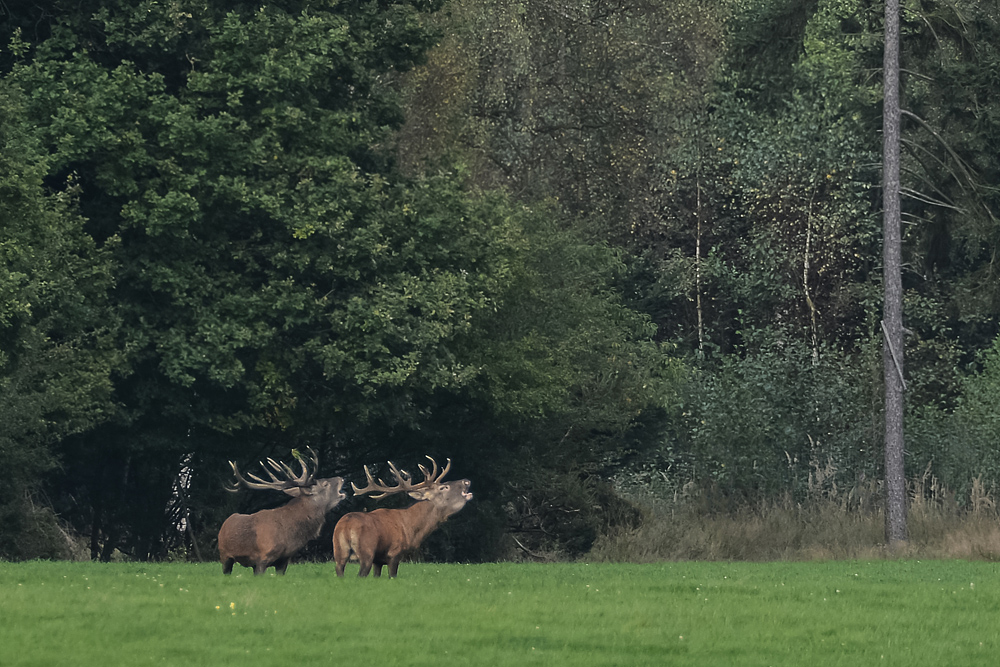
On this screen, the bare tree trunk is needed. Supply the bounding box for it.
[883,0,907,546]
[100,455,131,562]
[804,191,819,366]
[185,510,203,562]
[696,175,704,353]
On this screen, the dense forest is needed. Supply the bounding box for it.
[1,0,999,562]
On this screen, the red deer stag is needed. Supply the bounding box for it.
[219,448,345,575]
[333,457,472,577]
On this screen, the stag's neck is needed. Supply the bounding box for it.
[400,501,447,546]
[282,497,326,534]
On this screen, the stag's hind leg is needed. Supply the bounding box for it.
[222,558,235,575]
[357,558,374,577]
[333,522,356,577]
[333,539,352,577]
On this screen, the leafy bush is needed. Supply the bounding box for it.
[909,335,1000,499]
[673,333,880,499]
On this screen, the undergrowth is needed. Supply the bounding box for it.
[591,467,1000,562]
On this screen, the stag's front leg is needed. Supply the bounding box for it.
[371,562,383,577]
[387,557,402,578]
[274,557,290,575]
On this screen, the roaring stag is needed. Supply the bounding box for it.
[219,448,345,575]
[333,457,472,577]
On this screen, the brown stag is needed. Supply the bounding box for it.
[218,448,345,575]
[333,456,472,577]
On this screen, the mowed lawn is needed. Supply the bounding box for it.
[1,559,999,666]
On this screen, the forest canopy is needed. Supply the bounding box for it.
[1,0,999,561]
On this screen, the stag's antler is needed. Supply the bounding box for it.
[351,456,452,499]
[228,447,319,492]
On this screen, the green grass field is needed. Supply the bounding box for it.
[2,559,998,666]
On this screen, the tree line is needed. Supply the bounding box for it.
[1,0,999,562]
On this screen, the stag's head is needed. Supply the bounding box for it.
[228,447,346,512]
[353,456,472,515]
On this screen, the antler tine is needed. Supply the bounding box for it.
[387,461,415,484]
[268,446,317,484]
[417,456,451,483]
[296,447,319,485]
[265,457,288,476]
[265,457,299,485]
[253,460,283,483]
[437,457,452,482]
[225,461,246,492]
[352,464,392,499]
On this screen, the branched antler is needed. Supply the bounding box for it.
[351,456,452,499]
[228,447,319,492]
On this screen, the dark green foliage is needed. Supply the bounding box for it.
[10,2,504,433]
[680,336,882,499]
[909,335,1000,499]
[0,80,121,559]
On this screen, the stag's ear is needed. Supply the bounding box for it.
[284,487,307,497]
[407,488,434,501]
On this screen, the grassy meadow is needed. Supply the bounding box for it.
[2,559,999,666]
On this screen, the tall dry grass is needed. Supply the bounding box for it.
[589,464,1000,562]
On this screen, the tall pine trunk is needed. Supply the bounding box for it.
[883,0,907,545]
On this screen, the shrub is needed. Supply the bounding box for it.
[667,334,881,500]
